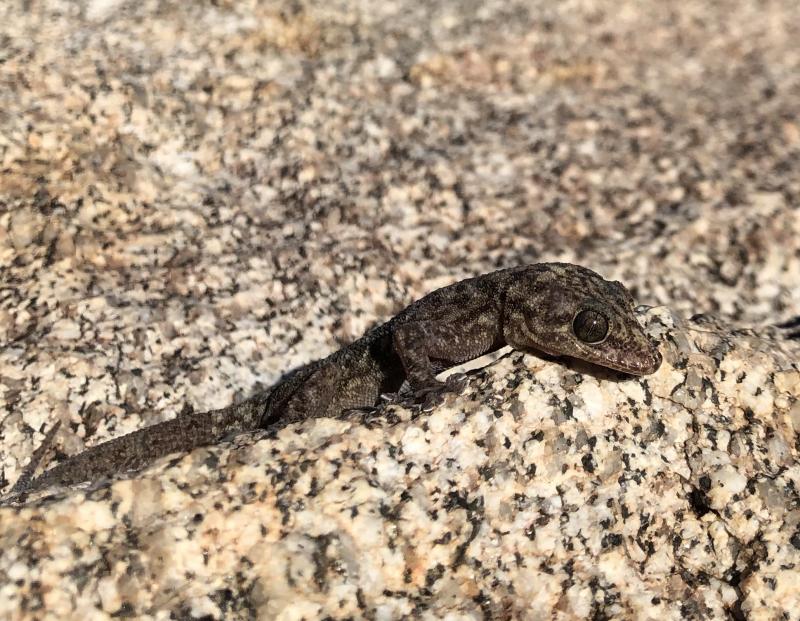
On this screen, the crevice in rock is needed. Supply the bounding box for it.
[725,535,768,621]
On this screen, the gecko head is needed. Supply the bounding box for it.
[511,264,662,376]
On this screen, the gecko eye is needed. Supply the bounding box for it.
[572,309,609,344]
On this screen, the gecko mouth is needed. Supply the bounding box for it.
[527,338,662,376]
[581,346,662,376]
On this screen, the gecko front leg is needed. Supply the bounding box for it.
[391,303,505,395]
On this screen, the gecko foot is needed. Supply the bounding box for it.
[442,372,469,393]
[411,373,469,410]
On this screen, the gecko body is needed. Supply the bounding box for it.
[7,263,661,499]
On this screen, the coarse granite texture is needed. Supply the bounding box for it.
[2,310,800,620]
[1,0,799,619]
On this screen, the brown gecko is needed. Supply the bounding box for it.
[5,263,662,501]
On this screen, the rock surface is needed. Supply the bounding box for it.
[1,0,799,619]
[2,310,800,620]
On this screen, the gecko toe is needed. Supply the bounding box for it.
[419,391,446,411]
[378,391,405,405]
[411,375,468,411]
[409,381,445,410]
[341,405,382,417]
[443,372,469,393]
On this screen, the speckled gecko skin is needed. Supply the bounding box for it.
[7,263,661,500]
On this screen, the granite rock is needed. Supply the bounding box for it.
[1,310,799,619]
[1,0,800,619]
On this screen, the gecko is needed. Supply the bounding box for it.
[4,263,662,501]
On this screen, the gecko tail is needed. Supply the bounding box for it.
[4,421,63,503]
[2,391,271,503]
